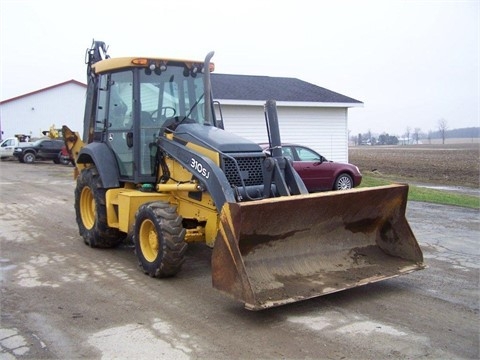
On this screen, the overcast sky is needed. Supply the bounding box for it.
[1,0,478,136]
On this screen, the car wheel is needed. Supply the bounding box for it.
[334,173,353,190]
[60,157,70,165]
[23,152,35,164]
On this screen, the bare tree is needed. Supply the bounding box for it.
[404,126,411,145]
[413,127,421,144]
[351,135,358,146]
[438,118,448,144]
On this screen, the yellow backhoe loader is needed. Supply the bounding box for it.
[63,40,425,310]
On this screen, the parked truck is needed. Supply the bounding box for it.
[63,41,425,310]
[0,136,32,159]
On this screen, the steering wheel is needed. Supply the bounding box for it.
[151,107,176,122]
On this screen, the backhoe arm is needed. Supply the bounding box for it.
[62,125,86,178]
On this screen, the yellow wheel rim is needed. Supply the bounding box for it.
[139,219,158,263]
[80,187,95,230]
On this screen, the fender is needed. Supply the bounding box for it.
[77,142,120,188]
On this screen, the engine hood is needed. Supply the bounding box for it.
[173,123,262,153]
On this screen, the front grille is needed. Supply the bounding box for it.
[222,155,264,187]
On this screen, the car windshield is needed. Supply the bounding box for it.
[139,65,207,125]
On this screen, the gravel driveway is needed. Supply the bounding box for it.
[1,161,479,359]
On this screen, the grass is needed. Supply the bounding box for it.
[360,173,480,210]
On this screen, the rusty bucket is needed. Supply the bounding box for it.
[212,184,425,310]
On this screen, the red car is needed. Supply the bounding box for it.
[59,145,75,166]
[260,143,362,192]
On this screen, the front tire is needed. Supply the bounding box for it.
[334,173,353,190]
[134,202,187,278]
[60,156,70,165]
[23,152,35,164]
[74,167,122,248]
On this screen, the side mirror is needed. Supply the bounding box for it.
[313,157,324,165]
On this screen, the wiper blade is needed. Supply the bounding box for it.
[184,93,204,121]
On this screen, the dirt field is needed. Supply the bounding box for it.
[349,141,480,188]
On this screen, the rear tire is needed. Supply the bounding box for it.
[23,152,35,164]
[53,155,61,164]
[134,202,187,278]
[334,173,353,190]
[74,166,122,248]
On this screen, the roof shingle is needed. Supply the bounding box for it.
[211,74,362,104]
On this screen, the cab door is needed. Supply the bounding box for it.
[0,139,16,158]
[104,71,134,179]
[36,140,55,158]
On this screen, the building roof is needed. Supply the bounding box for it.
[0,80,86,105]
[211,73,362,105]
[1,75,362,106]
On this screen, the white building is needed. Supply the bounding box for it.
[211,74,362,162]
[1,75,362,162]
[0,80,86,140]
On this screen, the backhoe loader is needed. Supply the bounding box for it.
[63,40,425,310]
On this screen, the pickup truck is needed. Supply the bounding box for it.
[0,137,32,159]
[13,138,64,164]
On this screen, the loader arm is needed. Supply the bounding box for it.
[262,99,309,197]
[157,135,236,212]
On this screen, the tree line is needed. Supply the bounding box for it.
[351,119,479,146]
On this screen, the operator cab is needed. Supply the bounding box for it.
[91,60,215,184]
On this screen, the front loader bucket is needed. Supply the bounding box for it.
[212,184,425,310]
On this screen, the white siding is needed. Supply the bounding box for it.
[215,104,267,141]
[216,104,349,162]
[0,83,86,139]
